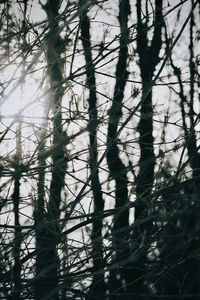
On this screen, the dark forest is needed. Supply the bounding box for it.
[0,0,200,299]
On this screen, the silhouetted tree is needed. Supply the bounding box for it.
[35,1,67,299]
[79,0,105,298]
[125,1,163,297]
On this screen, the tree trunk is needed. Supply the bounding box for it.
[79,1,105,298]
[106,0,130,298]
[128,0,163,296]
[35,1,67,299]
[11,124,22,300]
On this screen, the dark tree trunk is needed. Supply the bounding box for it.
[187,3,200,181]
[34,1,67,299]
[79,1,105,298]
[106,0,130,298]
[127,0,163,297]
[11,125,22,300]
[35,122,49,299]
[136,0,163,218]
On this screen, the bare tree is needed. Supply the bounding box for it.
[126,0,163,296]
[106,0,130,298]
[34,1,67,299]
[79,0,105,298]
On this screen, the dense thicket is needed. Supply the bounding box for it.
[0,0,200,299]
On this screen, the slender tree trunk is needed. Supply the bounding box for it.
[106,0,130,298]
[11,124,22,300]
[136,0,163,217]
[129,0,163,296]
[35,112,49,299]
[79,1,105,298]
[188,1,200,181]
[35,1,67,299]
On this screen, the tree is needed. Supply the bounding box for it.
[126,0,163,296]
[79,0,105,297]
[34,0,67,299]
[106,0,130,297]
